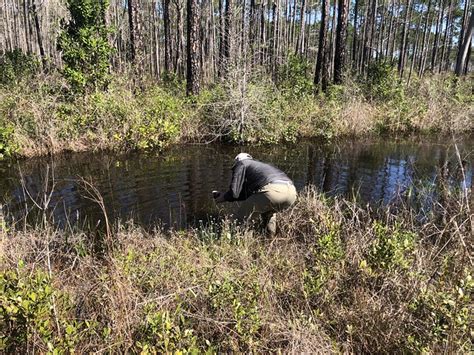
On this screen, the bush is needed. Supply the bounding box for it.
[208,277,262,350]
[135,304,200,353]
[277,54,314,98]
[123,87,185,150]
[365,221,416,272]
[0,120,17,159]
[58,0,113,92]
[364,60,404,102]
[0,263,82,353]
[0,49,39,86]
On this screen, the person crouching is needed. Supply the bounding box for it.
[212,153,297,236]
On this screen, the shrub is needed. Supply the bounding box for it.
[0,263,81,353]
[303,220,344,298]
[277,54,314,98]
[0,120,17,159]
[208,277,262,349]
[365,221,416,272]
[408,269,473,352]
[364,60,404,102]
[0,49,39,86]
[125,88,185,150]
[135,304,200,354]
[58,0,113,93]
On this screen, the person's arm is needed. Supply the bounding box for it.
[223,162,246,202]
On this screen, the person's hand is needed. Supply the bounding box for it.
[212,190,225,203]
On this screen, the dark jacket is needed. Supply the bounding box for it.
[223,159,292,202]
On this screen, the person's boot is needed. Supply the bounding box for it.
[266,213,277,237]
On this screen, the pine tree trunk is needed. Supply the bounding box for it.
[408,13,422,85]
[23,0,32,54]
[362,0,372,73]
[334,0,349,83]
[352,0,359,65]
[385,0,394,57]
[128,0,137,64]
[175,0,185,75]
[455,9,474,75]
[329,0,337,76]
[368,0,377,63]
[418,0,431,76]
[32,0,46,67]
[223,0,234,74]
[186,0,200,95]
[398,0,412,77]
[438,0,452,72]
[457,0,470,64]
[163,0,171,72]
[431,1,444,71]
[315,0,330,91]
[296,0,306,54]
[377,0,386,60]
[259,1,265,66]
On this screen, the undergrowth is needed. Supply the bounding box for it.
[0,55,473,159]
[1,186,472,353]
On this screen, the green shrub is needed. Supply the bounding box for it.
[0,121,17,159]
[125,88,184,150]
[304,221,344,298]
[365,221,416,272]
[208,277,261,349]
[277,54,314,98]
[407,269,473,352]
[0,49,39,86]
[364,60,404,102]
[58,0,113,93]
[0,263,81,353]
[135,304,200,354]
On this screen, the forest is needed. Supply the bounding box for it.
[1,0,473,353]
[0,0,473,157]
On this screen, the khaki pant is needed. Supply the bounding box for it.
[236,182,297,235]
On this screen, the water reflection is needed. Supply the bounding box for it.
[0,137,472,229]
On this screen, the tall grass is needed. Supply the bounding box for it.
[1,186,472,353]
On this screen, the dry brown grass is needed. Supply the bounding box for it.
[1,184,472,353]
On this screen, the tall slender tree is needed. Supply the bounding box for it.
[186,0,200,94]
[315,0,330,91]
[455,8,474,75]
[334,0,349,83]
[398,0,412,76]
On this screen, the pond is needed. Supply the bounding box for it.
[1,137,472,230]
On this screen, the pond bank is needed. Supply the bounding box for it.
[0,73,472,159]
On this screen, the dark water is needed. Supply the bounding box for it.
[1,137,473,229]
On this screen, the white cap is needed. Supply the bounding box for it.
[234,153,253,162]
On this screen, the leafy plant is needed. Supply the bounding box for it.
[135,304,200,354]
[208,277,261,349]
[364,60,404,102]
[304,220,344,297]
[58,0,113,93]
[0,49,39,85]
[0,121,17,159]
[407,269,473,352]
[277,54,314,98]
[365,221,416,272]
[0,263,81,353]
